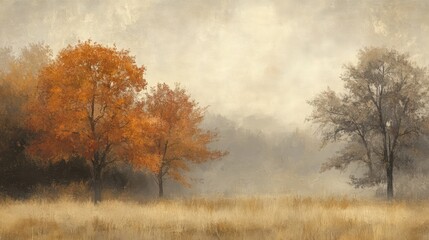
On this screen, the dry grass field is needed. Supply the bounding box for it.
[0,195,428,240]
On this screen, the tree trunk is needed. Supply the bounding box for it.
[386,158,394,201]
[384,128,394,200]
[93,163,103,204]
[366,148,374,180]
[385,131,393,201]
[158,171,164,198]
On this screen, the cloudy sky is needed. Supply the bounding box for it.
[1,0,429,131]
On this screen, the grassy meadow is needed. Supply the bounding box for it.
[0,195,428,240]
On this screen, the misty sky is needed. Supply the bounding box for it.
[1,0,429,131]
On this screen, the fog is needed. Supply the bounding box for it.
[2,0,429,196]
[166,113,363,197]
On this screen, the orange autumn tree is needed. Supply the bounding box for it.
[27,41,155,203]
[143,83,227,197]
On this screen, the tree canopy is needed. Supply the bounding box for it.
[309,47,429,199]
[140,83,227,197]
[26,41,154,203]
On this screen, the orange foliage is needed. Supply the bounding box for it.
[26,40,156,176]
[141,83,227,188]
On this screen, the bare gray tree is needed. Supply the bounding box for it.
[309,47,429,200]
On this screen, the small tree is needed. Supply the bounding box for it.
[27,41,154,203]
[309,47,429,200]
[141,83,227,197]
